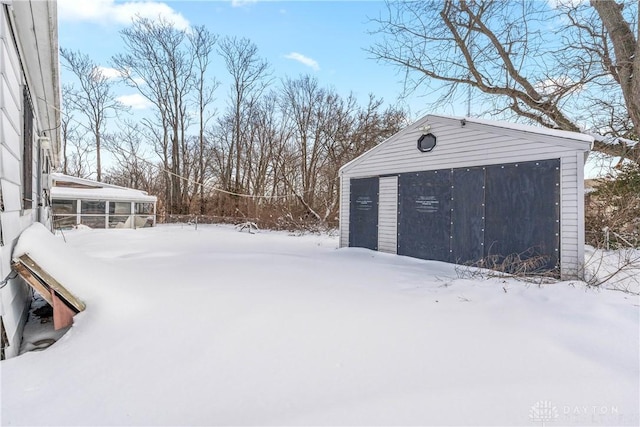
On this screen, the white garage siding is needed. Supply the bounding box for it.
[339,115,592,279]
[339,176,349,248]
[377,176,397,253]
[559,153,585,277]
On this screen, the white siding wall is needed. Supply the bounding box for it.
[340,115,590,279]
[378,176,397,253]
[0,6,43,359]
[559,153,585,277]
[343,119,581,177]
[339,176,349,248]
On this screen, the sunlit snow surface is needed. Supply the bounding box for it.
[2,224,638,426]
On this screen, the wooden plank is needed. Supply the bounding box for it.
[11,261,54,306]
[51,289,75,330]
[14,254,85,312]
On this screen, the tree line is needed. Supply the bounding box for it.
[61,17,407,228]
[62,1,639,236]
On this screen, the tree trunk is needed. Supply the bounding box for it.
[591,0,640,144]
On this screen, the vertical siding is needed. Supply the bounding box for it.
[559,154,583,278]
[339,176,349,248]
[377,176,397,253]
[576,152,586,275]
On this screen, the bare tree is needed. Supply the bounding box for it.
[279,75,406,224]
[60,83,75,175]
[60,48,123,181]
[246,92,289,197]
[369,0,639,160]
[103,121,155,191]
[218,36,271,194]
[590,0,640,154]
[113,16,197,215]
[64,132,94,179]
[189,26,219,214]
[280,74,328,213]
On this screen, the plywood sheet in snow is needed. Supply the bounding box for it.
[11,254,85,329]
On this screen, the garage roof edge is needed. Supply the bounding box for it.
[340,114,593,175]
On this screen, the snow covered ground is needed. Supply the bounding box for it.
[1,224,638,426]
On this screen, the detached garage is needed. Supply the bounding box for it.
[339,114,593,278]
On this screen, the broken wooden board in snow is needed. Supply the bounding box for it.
[11,254,85,330]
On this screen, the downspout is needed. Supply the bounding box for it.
[36,138,42,222]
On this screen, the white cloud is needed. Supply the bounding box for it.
[547,0,586,8]
[284,52,320,71]
[96,66,123,80]
[117,93,153,110]
[231,0,258,7]
[58,0,190,30]
[93,67,146,86]
[535,76,583,96]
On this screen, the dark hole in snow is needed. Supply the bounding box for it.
[19,294,71,355]
[33,303,53,320]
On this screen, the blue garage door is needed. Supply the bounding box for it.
[396,159,560,274]
[397,170,452,262]
[484,160,560,271]
[451,167,485,264]
[349,177,379,250]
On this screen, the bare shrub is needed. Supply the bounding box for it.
[579,247,640,294]
[585,164,640,249]
[474,252,553,277]
[455,249,558,284]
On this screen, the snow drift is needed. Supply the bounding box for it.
[1,224,638,426]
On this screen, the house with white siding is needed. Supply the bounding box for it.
[0,0,60,359]
[339,114,593,279]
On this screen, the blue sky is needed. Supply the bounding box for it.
[56,0,616,178]
[57,0,467,119]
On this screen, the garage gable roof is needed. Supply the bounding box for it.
[340,114,593,175]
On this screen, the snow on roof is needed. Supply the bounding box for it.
[430,114,595,144]
[50,173,129,190]
[50,173,156,202]
[51,186,157,203]
[588,133,639,147]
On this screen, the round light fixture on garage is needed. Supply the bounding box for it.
[417,133,437,152]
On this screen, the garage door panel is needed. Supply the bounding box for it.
[484,160,560,271]
[452,167,485,264]
[349,177,378,250]
[398,170,452,262]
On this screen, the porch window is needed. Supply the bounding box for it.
[81,201,106,228]
[52,199,78,229]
